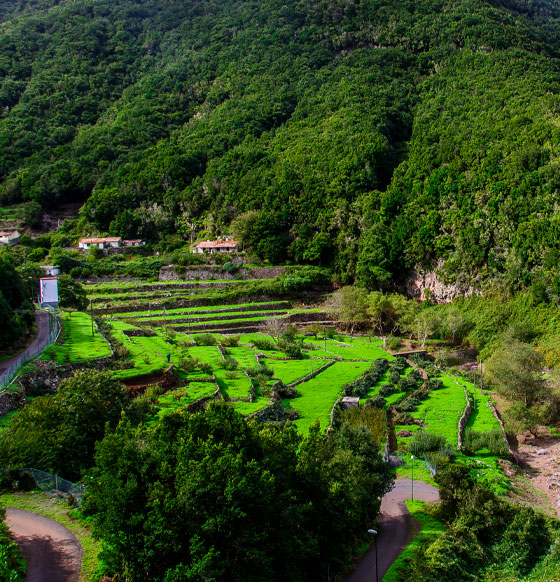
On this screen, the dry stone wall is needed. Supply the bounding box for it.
[159,266,287,281]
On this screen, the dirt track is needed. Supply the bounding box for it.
[347,478,439,581]
[6,508,82,582]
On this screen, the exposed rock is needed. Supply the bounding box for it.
[404,262,480,303]
[396,430,414,438]
[537,449,549,455]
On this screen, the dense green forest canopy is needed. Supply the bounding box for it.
[3,0,560,286]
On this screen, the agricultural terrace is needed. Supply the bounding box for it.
[40,312,111,364]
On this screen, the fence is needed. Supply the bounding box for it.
[0,467,85,503]
[0,308,60,390]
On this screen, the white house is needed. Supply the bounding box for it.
[193,237,239,254]
[39,277,59,308]
[123,239,146,247]
[0,230,21,246]
[78,237,122,249]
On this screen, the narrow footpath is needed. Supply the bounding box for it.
[6,508,82,582]
[347,478,439,582]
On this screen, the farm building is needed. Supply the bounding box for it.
[0,230,21,246]
[79,237,122,249]
[39,277,59,307]
[193,237,239,254]
[123,239,145,247]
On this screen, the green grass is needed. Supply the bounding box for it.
[290,361,371,433]
[153,382,216,420]
[308,338,392,361]
[229,397,272,416]
[411,374,467,448]
[382,500,444,582]
[40,312,112,364]
[0,492,102,582]
[108,301,289,318]
[262,358,317,385]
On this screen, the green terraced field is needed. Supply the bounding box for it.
[289,361,371,433]
[411,374,467,448]
[41,312,112,363]
[153,382,217,421]
[262,358,317,385]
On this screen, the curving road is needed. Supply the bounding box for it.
[6,508,82,582]
[347,478,439,582]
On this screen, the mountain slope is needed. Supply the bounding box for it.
[2,0,560,287]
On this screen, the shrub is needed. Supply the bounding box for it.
[394,411,415,425]
[282,342,303,359]
[245,365,274,378]
[379,383,396,397]
[388,369,401,384]
[220,335,240,347]
[386,335,401,350]
[225,370,239,379]
[199,362,213,374]
[364,396,386,409]
[252,338,275,351]
[463,429,509,456]
[193,333,217,346]
[222,356,239,371]
[408,431,448,456]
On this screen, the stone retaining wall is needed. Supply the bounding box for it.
[287,360,336,389]
[159,266,287,281]
[0,390,26,418]
[18,356,114,395]
[457,383,472,451]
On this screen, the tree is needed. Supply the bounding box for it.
[412,310,441,349]
[326,286,369,334]
[367,292,413,348]
[84,404,392,582]
[443,307,468,344]
[0,370,127,480]
[57,274,88,311]
[259,318,289,343]
[485,341,546,407]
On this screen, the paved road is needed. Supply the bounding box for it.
[6,508,82,582]
[347,479,439,582]
[0,309,51,378]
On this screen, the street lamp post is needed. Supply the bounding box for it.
[367,529,379,582]
[411,455,414,502]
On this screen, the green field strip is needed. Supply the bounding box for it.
[289,361,371,433]
[452,377,501,433]
[314,340,393,361]
[226,346,259,368]
[230,397,272,416]
[153,383,216,421]
[411,375,467,447]
[112,301,289,318]
[122,309,289,325]
[40,312,112,364]
[213,371,253,400]
[385,390,408,406]
[86,279,242,293]
[187,346,224,366]
[261,358,317,385]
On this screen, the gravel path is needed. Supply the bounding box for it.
[6,508,82,582]
[347,478,439,581]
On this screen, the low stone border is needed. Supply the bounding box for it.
[457,382,472,451]
[287,360,336,389]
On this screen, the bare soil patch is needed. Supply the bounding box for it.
[514,429,560,517]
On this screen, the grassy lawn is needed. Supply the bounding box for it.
[382,500,443,582]
[230,397,272,416]
[262,358,316,385]
[1,492,102,582]
[310,339,392,361]
[225,346,259,369]
[290,361,371,433]
[411,374,467,448]
[41,312,112,364]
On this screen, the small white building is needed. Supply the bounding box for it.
[193,237,239,254]
[123,239,145,247]
[341,396,360,409]
[0,230,21,246]
[78,237,122,249]
[39,277,59,308]
[40,265,61,277]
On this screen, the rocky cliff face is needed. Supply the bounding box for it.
[404,264,479,303]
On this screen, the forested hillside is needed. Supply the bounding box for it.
[2,0,560,287]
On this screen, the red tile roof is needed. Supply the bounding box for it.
[79,237,121,244]
[195,240,239,249]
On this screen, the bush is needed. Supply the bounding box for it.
[386,335,401,350]
[245,365,274,378]
[463,429,509,456]
[252,338,275,351]
[281,342,303,359]
[222,356,239,371]
[379,383,396,396]
[394,411,416,425]
[364,396,386,409]
[193,333,217,346]
[408,431,448,456]
[388,369,401,384]
[220,335,240,347]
